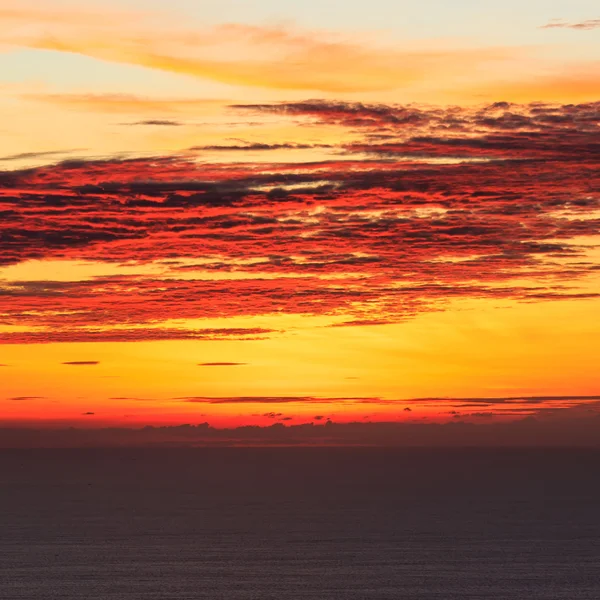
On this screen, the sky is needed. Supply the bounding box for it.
[0,0,599,445]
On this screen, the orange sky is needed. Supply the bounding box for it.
[0,1,598,442]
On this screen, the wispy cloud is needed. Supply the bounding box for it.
[540,19,600,30]
[127,120,184,127]
[0,4,573,97]
[189,143,332,152]
[19,93,226,115]
[197,362,248,366]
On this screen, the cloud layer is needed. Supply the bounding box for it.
[0,100,598,343]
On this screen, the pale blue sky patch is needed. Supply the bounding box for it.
[123,0,599,44]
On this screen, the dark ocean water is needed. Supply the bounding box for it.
[1,448,599,599]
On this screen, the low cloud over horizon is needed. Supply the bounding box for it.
[1,413,599,448]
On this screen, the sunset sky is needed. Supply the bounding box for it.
[0,0,598,443]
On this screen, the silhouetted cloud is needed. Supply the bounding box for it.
[178,396,376,404]
[1,415,599,447]
[425,395,600,404]
[263,412,283,419]
[0,150,81,162]
[8,396,46,401]
[70,395,600,419]
[62,361,100,366]
[82,412,95,416]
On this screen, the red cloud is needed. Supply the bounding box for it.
[1,101,598,342]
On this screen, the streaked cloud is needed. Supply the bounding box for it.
[61,361,100,366]
[197,362,248,366]
[178,396,379,404]
[127,120,184,127]
[0,150,82,163]
[540,19,600,30]
[0,100,598,343]
[20,93,225,115]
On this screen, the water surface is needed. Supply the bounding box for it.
[1,448,599,599]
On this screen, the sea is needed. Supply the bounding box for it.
[1,448,599,599]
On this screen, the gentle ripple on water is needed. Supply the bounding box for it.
[1,447,599,599]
